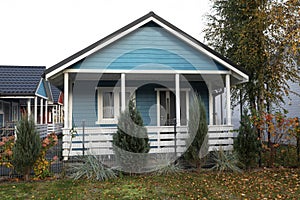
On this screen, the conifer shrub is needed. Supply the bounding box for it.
[183,94,208,169]
[112,99,150,174]
[234,110,260,169]
[11,116,41,180]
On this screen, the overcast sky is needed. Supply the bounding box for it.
[0,0,211,68]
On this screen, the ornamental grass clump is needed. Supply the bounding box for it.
[210,148,242,173]
[11,116,41,181]
[70,155,117,181]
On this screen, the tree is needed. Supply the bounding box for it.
[183,94,208,169]
[112,99,150,173]
[12,116,41,181]
[204,0,299,165]
[204,0,299,115]
[234,110,260,169]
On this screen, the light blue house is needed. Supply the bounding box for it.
[45,12,249,159]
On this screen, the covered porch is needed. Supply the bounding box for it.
[61,71,236,159]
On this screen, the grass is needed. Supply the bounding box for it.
[0,168,299,199]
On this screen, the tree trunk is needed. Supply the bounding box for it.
[24,167,31,181]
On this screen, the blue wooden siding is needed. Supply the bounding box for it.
[69,26,227,71]
[72,81,98,127]
[36,79,47,98]
[71,81,209,127]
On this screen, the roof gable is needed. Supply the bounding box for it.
[69,24,227,71]
[36,79,48,99]
[0,66,46,96]
[45,12,248,83]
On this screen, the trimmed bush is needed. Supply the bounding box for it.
[112,99,150,173]
[183,94,208,169]
[234,110,260,169]
[12,116,41,180]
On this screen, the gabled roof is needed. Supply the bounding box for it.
[45,11,249,83]
[0,66,46,96]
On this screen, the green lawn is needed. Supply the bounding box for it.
[0,168,299,199]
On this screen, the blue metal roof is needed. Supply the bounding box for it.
[0,66,45,96]
[50,83,61,103]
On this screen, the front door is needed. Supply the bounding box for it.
[160,91,176,126]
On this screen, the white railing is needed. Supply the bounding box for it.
[36,124,48,138]
[62,125,234,159]
[208,125,234,151]
[47,123,63,134]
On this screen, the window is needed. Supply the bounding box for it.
[103,92,114,119]
[96,87,135,124]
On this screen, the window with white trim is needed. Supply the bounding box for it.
[96,87,135,124]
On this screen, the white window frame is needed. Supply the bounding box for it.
[96,87,136,124]
[12,102,19,122]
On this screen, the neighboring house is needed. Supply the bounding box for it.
[45,12,249,159]
[281,68,300,119]
[0,66,63,137]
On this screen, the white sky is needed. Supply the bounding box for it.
[0,0,211,68]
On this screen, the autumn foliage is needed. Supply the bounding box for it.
[0,132,58,180]
[252,112,299,167]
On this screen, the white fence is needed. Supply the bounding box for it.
[36,124,48,138]
[1,123,62,139]
[62,125,234,159]
[47,123,63,134]
[37,123,63,138]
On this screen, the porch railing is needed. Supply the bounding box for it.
[62,125,234,159]
[1,122,63,139]
[47,123,63,134]
[36,124,48,138]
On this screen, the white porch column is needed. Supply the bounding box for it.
[27,99,31,119]
[40,98,43,124]
[156,90,160,126]
[55,105,58,123]
[64,72,69,129]
[226,74,231,125]
[52,105,56,123]
[68,78,73,128]
[208,83,214,125]
[34,97,38,123]
[121,73,126,112]
[45,100,48,123]
[175,74,180,126]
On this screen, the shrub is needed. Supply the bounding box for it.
[33,133,58,179]
[11,116,41,181]
[0,135,15,169]
[152,153,183,175]
[210,148,242,173]
[234,110,260,169]
[112,99,150,174]
[183,93,208,169]
[70,155,117,181]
